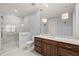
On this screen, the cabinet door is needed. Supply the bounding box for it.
[42,43,57,56]
[35,41,41,47]
[50,45,57,56]
[47,44,51,56]
[58,48,79,56]
[42,42,47,56]
[42,40,58,56]
[35,46,41,53]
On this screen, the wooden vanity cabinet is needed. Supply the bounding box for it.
[34,37,42,53]
[34,37,79,56]
[34,37,58,56]
[42,41,47,55]
[58,42,79,56]
[58,47,79,56]
[50,45,58,56]
[42,39,58,56]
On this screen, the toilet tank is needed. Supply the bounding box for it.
[19,32,31,48]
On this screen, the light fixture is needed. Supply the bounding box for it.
[42,18,47,23]
[42,4,48,8]
[14,9,18,13]
[62,12,69,20]
[62,6,69,20]
[31,3,35,6]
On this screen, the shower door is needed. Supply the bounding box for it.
[1,16,19,52]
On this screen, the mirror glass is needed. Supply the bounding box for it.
[40,3,75,38]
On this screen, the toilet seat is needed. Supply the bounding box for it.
[26,41,34,48]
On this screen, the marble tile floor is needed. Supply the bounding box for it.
[0,47,42,56]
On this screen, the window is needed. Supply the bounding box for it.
[5,24,16,32]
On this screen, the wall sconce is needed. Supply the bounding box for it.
[62,12,69,19]
[61,12,69,24]
[42,18,47,24]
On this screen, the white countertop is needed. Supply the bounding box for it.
[35,35,79,45]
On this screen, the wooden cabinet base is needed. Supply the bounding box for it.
[58,48,79,56]
[34,37,79,56]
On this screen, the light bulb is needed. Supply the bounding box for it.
[62,12,69,19]
[42,18,47,23]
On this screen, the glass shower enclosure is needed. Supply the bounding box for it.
[0,16,19,52]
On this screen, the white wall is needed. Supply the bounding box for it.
[30,10,40,39]
[21,16,31,32]
[0,16,1,52]
[48,17,57,35]
[75,3,79,38]
[23,10,40,40]
[73,6,76,37]
[40,22,48,34]
[73,4,79,39]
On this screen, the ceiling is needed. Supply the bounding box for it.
[0,3,75,18]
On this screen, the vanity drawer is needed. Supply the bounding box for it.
[42,39,57,46]
[35,46,41,53]
[58,42,79,52]
[35,37,42,42]
[58,47,79,56]
[35,41,41,47]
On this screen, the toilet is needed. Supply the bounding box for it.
[19,32,33,49]
[26,40,34,49]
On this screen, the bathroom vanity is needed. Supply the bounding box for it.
[34,35,79,56]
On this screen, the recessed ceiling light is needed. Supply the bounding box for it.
[43,4,48,8]
[14,9,18,12]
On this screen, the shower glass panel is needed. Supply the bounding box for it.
[1,16,19,52]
